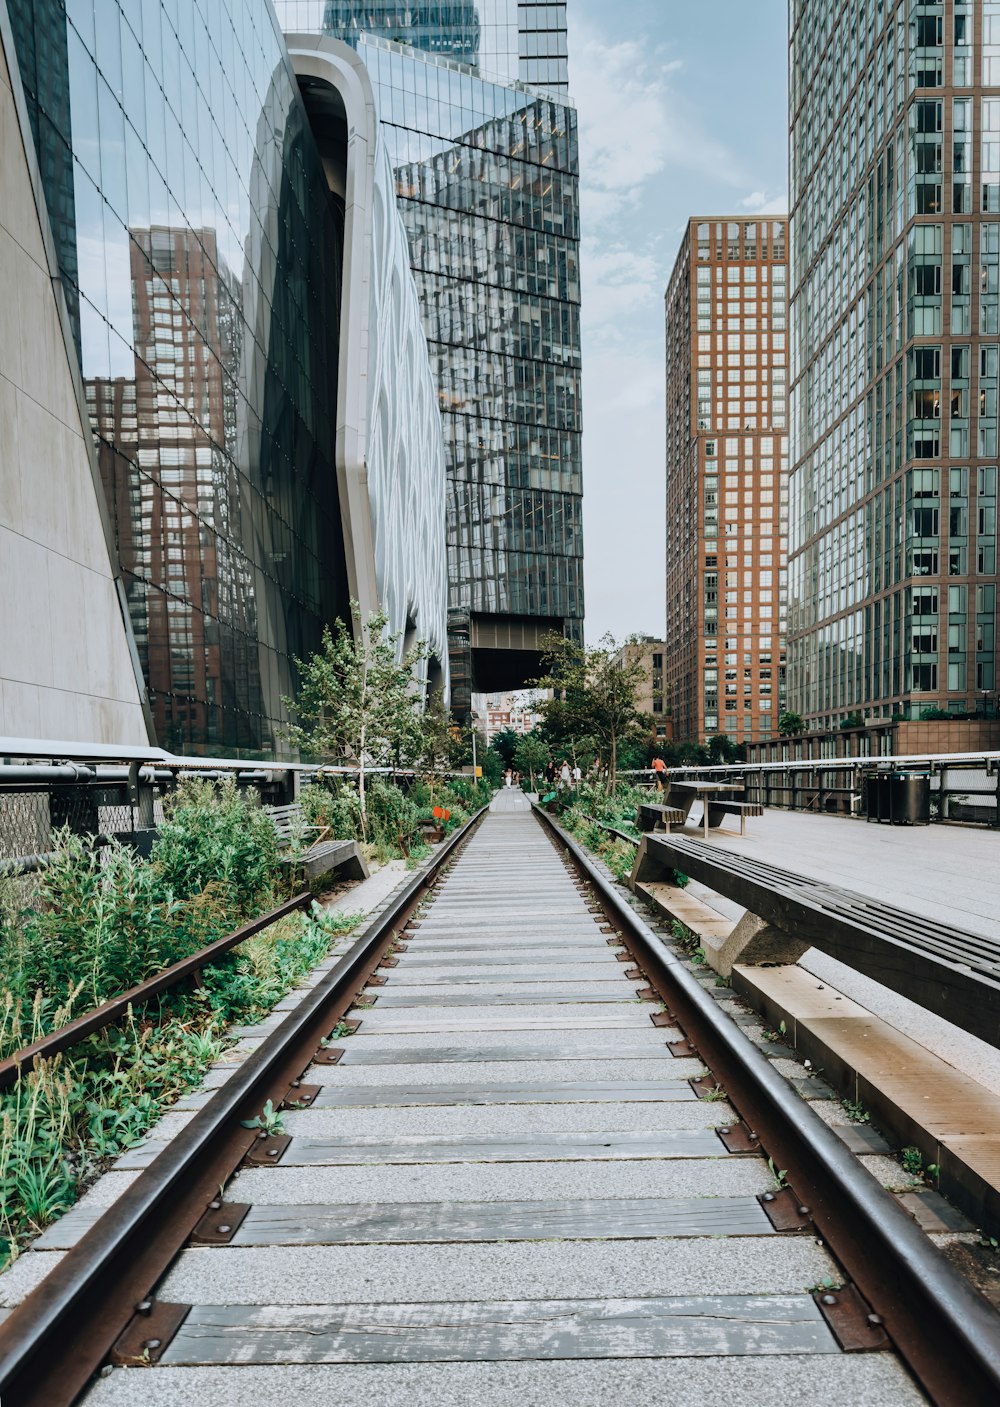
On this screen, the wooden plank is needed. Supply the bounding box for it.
[163,1294,836,1366]
[231,1196,774,1247]
[277,1129,730,1165]
[646,836,1000,1048]
[311,1080,697,1108]
[334,1040,679,1065]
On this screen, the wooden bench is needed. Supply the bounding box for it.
[634,832,1000,1051]
[636,802,686,833]
[704,799,764,836]
[264,803,369,883]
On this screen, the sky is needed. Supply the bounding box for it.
[571,0,790,645]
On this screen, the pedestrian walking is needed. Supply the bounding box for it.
[559,759,572,789]
[652,754,666,791]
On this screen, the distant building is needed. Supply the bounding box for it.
[612,638,672,743]
[664,217,789,745]
[477,692,544,742]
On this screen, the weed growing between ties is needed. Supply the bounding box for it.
[0,780,363,1269]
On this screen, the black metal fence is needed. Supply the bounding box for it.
[628,753,1000,827]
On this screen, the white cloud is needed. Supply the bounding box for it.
[581,241,662,331]
[740,190,789,214]
[570,15,745,218]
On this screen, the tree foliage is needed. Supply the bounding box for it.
[489,727,521,769]
[514,732,549,789]
[777,710,804,737]
[531,632,651,791]
[282,606,427,832]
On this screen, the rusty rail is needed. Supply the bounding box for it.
[0,892,312,1090]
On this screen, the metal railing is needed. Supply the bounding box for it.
[627,750,1000,826]
[0,734,469,881]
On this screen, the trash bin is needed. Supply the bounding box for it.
[862,771,890,822]
[864,770,930,823]
[888,770,931,825]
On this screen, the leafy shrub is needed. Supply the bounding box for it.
[153,778,280,918]
[300,781,363,843]
[365,779,420,859]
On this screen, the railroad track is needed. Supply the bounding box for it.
[1,792,998,1405]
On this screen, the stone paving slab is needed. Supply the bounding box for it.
[228,1159,777,1208]
[280,1101,731,1137]
[308,1058,699,1087]
[82,1356,928,1406]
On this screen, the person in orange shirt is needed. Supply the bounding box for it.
[651,754,666,791]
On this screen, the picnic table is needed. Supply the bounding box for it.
[661,779,756,838]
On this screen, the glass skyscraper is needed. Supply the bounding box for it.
[788,0,999,729]
[4,0,449,755]
[280,1,582,716]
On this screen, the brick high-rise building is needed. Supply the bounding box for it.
[664,218,789,745]
[788,0,1000,730]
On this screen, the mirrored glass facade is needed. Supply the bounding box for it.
[281,0,567,91]
[7,0,350,755]
[789,0,999,729]
[279,6,582,714]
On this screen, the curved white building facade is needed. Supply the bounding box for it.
[286,36,450,695]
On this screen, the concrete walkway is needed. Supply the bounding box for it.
[84,805,921,1406]
[681,807,1000,1096]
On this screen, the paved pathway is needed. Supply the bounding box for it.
[682,806,1000,1095]
[85,800,921,1406]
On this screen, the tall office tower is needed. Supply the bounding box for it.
[789,0,1000,731]
[3,0,447,753]
[664,218,789,746]
[280,2,582,719]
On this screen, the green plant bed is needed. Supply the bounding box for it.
[0,778,366,1270]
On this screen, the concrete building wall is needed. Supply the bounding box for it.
[0,14,147,745]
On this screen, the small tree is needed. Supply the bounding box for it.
[282,605,427,836]
[514,732,549,791]
[490,727,521,770]
[532,633,650,792]
[778,711,804,737]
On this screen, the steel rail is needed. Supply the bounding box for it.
[0,805,488,1407]
[0,892,314,1091]
[534,804,1000,1407]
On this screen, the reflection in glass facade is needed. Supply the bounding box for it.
[7,0,350,755]
[280,5,582,714]
[788,0,999,729]
[286,0,567,91]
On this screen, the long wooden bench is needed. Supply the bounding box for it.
[265,803,369,883]
[636,802,686,833]
[704,799,764,836]
[634,832,1000,1050]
